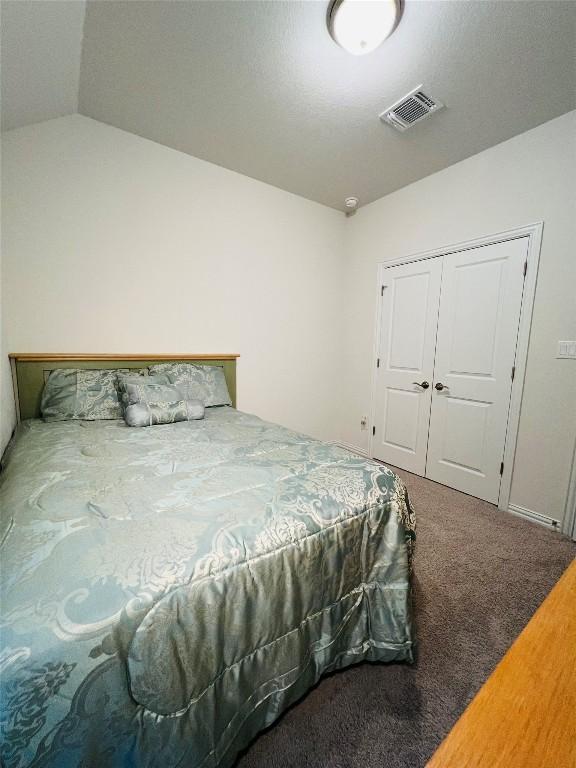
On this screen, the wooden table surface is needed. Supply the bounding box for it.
[427,557,576,768]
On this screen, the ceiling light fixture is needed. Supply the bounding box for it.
[327,0,402,56]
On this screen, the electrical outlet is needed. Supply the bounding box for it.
[360,416,368,430]
[557,341,576,359]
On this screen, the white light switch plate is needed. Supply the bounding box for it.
[557,341,576,359]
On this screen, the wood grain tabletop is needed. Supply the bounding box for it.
[427,557,576,768]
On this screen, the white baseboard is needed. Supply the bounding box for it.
[324,453,562,531]
[328,440,370,458]
[508,503,560,531]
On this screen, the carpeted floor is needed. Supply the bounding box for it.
[237,467,575,768]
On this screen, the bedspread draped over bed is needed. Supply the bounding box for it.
[0,407,415,768]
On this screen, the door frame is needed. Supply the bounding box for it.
[369,222,543,512]
[563,436,576,539]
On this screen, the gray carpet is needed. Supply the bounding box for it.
[237,467,575,768]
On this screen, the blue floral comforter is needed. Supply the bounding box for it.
[0,407,415,767]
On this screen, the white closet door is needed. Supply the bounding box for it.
[373,258,442,474]
[426,238,528,503]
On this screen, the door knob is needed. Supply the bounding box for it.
[413,381,430,389]
[435,382,448,391]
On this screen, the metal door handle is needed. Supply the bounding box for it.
[413,381,430,389]
[435,382,448,391]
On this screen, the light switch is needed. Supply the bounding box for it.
[557,341,576,359]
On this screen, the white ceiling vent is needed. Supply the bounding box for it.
[380,86,444,132]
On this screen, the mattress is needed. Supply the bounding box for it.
[0,407,415,768]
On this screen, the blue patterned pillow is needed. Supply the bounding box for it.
[116,374,172,410]
[123,381,185,406]
[147,363,231,407]
[41,369,131,421]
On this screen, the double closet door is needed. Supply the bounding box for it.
[373,237,528,504]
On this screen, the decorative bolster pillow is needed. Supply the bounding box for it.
[124,399,205,427]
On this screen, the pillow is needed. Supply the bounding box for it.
[147,363,231,407]
[120,380,190,407]
[41,368,131,421]
[124,400,205,427]
[116,373,172,409]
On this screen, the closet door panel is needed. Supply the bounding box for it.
[373,258,442,474]
[426,238,528,502]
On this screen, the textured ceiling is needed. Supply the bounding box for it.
[1,0,86,131]
[3,1,576,210]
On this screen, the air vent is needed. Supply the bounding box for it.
[380,86,444,132]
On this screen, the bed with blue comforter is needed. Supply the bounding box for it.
[0,407,415,768]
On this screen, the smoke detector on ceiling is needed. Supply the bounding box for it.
[380,86,444,132]
[344,196,359,216]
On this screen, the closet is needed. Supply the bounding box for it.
[373,236,529,504]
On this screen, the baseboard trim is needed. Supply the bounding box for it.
[328,441,370,458]
[508,503,560,530]
[323,456,561,530]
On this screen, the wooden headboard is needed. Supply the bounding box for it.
[9,354,239,421]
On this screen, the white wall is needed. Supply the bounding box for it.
[3,110,575,527]
[341,110,576,523]
[0,204,10,453]
[1,114,345,450]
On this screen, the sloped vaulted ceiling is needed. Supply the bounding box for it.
[1,0,86,131]
[3,1,576,210]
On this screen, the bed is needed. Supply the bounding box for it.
[0,354,415,768]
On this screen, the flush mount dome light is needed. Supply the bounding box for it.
[327,0,402,56]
